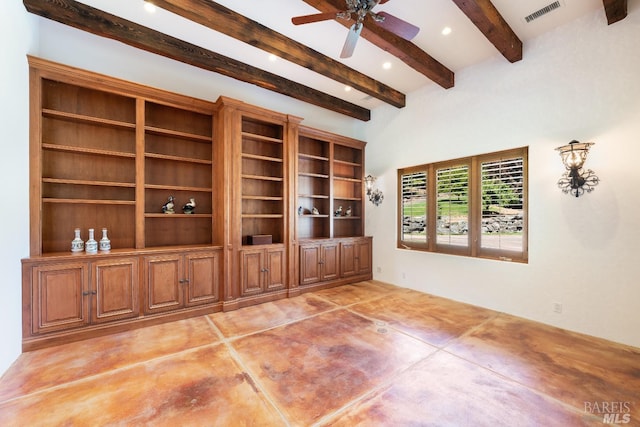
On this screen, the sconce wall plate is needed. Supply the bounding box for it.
[555,140,599,197]
[364,174,384,206]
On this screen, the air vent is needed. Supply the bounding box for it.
[524,1,561,23]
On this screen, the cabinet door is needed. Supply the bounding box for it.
[300,244,321,285]
[31,262,89,334]
[185,250,220,306]
[321,242,340,281]
[356,239,372,276]
[143,254,184,314]
[265,247,285,291]
[240,249,264,296]
[340,241,357,277]
[91,258,139,324]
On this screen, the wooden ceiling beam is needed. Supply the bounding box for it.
[23,0,371,121]
[150,0,406,108]
[450,0,523,63]
[303,0,455,89]
[602,0,627,25]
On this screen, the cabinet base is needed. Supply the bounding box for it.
[22,303,222,352]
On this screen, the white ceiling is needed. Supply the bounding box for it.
[78,0,605,110]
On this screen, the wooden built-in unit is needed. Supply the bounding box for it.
[22,57,371,350]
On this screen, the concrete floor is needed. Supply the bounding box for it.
[1,281,638,426]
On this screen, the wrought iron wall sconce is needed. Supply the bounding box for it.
[556,140,599,197]
[364,174,384,206]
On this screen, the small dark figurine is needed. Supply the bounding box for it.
[345,206,352,217]
[298,206,304,216]
[162,196,175,214]
[334,205,343,217]
[182,198,196,214]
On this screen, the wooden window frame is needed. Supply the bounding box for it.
[397,147,528,263]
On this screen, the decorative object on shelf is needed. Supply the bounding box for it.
[364,174,384,206]
[556,140,599,197]
[182,198,196,214]
[162,196,175,214]
[85,228,98,254]
[71,228,84,252]
[345,206,352,217]
[312,207,319,215]
[298,206,304,216]
[99,228,111,251]
[334,205,343,217]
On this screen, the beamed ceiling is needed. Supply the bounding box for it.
[24,0,629,121]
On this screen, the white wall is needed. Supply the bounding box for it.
[0,3,36,375]
[364,8,640,348]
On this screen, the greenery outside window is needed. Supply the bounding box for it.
[398,147,528,262]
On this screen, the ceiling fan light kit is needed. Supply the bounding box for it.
[292,0,420,58]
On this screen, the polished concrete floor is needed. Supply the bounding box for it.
[1,280,638,426]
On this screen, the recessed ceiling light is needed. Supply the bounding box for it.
[441,26,452,36]
[144,2,157,13]
[382,62,392,70]
[344,86,352,92]
[268,54,278,62]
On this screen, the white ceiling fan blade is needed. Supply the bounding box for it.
[340,23,363,58]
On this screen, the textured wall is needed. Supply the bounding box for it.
[364,7,640,347]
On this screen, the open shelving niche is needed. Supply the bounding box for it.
[295,127,365,241]
[143,101,214,248]
[240,115,285,245]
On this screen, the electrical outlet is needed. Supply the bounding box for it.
[552,302,563,314]
[402,272,406,280]
[376,266,382,273]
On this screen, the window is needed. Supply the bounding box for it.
[398,147,527,262]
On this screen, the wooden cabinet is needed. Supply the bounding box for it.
[26,256,138,335]
[91,257,139,324]
[240,246,286,296]
[143,249,221,314]
[29,261,89,335]
[299,241,339,286]
[341,237,372,278]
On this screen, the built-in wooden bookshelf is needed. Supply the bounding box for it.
[23,57,371,350]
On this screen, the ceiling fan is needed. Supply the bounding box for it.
[292,0,420,58]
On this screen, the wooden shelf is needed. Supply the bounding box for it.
[241,174,283,182]
[42,143,135,158]
[145,184,212,192]
[144,213,212,218]
[145,125,211,142]
[333,159,362,167]
[334,196,363,201]
[299,153,329,162]
[241,131,283,144]
[42,108,135,130]
[334,176,362,182]
[242,214,284,219]
[334,216,362,220]
[299,172,329,179]
[43,198,135,205]
[145,152,213,165]
[42,178,135,188]
[299,214,329,218]
[242,195,283,201]
[298,194,329,199]
[242,153,283,163]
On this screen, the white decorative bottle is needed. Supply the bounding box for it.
[85,228,98,254]
[71,228,84,252]
[99,227,111,251]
